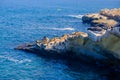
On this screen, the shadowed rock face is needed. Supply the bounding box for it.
[82,8,120,29]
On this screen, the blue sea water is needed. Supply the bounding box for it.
[0,0,120,80]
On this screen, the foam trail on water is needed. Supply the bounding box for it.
[50,27,75,31]
[68,15,84,19]
[22,27,75,31]
[34,27,75,31]
[57,8,62,11]
[0,56,31,64]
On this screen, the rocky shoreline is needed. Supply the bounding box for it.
[15,8,120,66]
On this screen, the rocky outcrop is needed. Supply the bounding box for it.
[91,19,118,29]
[82,13,107,23]
[100,8,120,22]
[15,8,120,66]
[15,32,88,54]
[82,8,120,29]
[15,32,120,65]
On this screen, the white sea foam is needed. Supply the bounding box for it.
[57,8,62,11]
[68,14,84,19]
[22,27,75,31]
[0,56,31,64]
[35,27,75,31]
[48,27,75,31]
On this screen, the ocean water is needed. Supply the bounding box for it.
[0,0,120,80]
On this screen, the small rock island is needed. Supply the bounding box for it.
[15,8,120,66]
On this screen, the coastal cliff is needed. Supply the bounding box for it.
[15,8,120,66]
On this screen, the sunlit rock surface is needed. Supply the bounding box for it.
[91,19,118,29]
[100,8,120,22]
[82,8,120,29]
[82,13,107,23]
[15,32,88,54]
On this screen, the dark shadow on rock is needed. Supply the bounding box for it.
[17,49,120,80]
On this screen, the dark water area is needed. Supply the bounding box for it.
[0,0,120,80]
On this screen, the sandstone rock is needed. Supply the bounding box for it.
[82,13,107,23]
[42,36,49,44]
[15,31,120,65]
[100,8,120,22]
[82,8,120,29]
[91,19,118,29]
